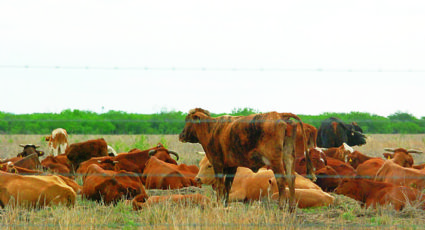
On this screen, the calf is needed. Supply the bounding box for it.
[322,143,354,162]
[45,128,69,156]
[335,178,424,210]
[346,150,379,169]
[41,154,73,176]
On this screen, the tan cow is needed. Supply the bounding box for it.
[132,193,210,211]
[46,128,69,156]
[195,156,333,208]
[0,171,76,208]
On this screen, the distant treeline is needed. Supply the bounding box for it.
[0,108,424,134]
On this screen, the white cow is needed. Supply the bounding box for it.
[45,128,69,156]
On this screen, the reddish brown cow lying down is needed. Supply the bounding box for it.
[82,164,147,205]
[335,178,425,210]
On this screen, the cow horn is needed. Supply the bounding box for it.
[384,148,396,152]
[19,144,26,147]
[407,149,423,154]
[168,150,180,161]
[148,149,157,156]
[197,151,206,155]
[113,161,119,164]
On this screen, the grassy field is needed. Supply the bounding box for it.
[1,134,425,229]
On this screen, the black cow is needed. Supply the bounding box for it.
[317,117,366,148]
[17,144,45,158]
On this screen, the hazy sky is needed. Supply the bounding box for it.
[1,1,424,117]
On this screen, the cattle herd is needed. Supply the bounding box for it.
[1,108,425,214]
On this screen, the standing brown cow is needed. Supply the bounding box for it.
[45,128,69,156]
[179,108,315,211]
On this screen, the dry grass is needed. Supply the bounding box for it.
[1,134,425,229]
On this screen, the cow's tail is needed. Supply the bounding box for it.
[281,113,316,182]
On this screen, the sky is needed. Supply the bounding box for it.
[0,1,424,118]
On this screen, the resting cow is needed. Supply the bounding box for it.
[335,178,425,210]
[82,164,146,205]
[322,143,354,162]
[45,128,69,156]
[195,156,332,208]
[41,154,73,176]
[12,153,42,170]
[295,147,327,175]
[375,149,425,190]
[179,108,315,211]
[66,138,109,170]
[0,171,76,208]
[17,144,44,158]
[317,117,366,148]
[142,156,199,189]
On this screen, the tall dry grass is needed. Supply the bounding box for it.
[1,134,425,229]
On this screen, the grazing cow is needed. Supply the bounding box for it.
[0,171,76,208]
[143,156,199,189]
[375,148,425,189]
[103,143,179,175]
[322,143,354,162]
[45,128,69,156]
[132,193,210,211]
[66,138,109,170]
[335,178,425,210]
[179,108,315,211]
[295,147,327,175]
[82,164,146,205]
[317,117,366,148]
[41,154,73,176]
[17,144,44,158]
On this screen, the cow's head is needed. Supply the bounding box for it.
[148,143,180,162]
[17,144,44,157]
[195,156,216,185]
[179,108,211,143]
[383,148,422,167]
[345,122,367,147]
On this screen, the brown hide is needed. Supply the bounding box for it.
[13,153,42,170]
[295,148,327,175]
[375,160,425,190]
[314,158,356,192]
[335,178,424,210]
[109,143,178,175]
[76,156,116,176]
[66,138,108,170]
[132,194,210,211]
[346,151,377,169]
[294,123,317,159]
[82,164,146,205]
[41,154,72,176]
[0,171,76,208]
[143,156,199,189]
[179,108,313,210]
[314,166,342,192]
[356,158,385,179]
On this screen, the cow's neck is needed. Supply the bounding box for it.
[194,117,216,151]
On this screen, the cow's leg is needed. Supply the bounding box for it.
[282,153,296,212]
[213,165,226,204]
[223,167,237,207]
[270,161,287,210]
